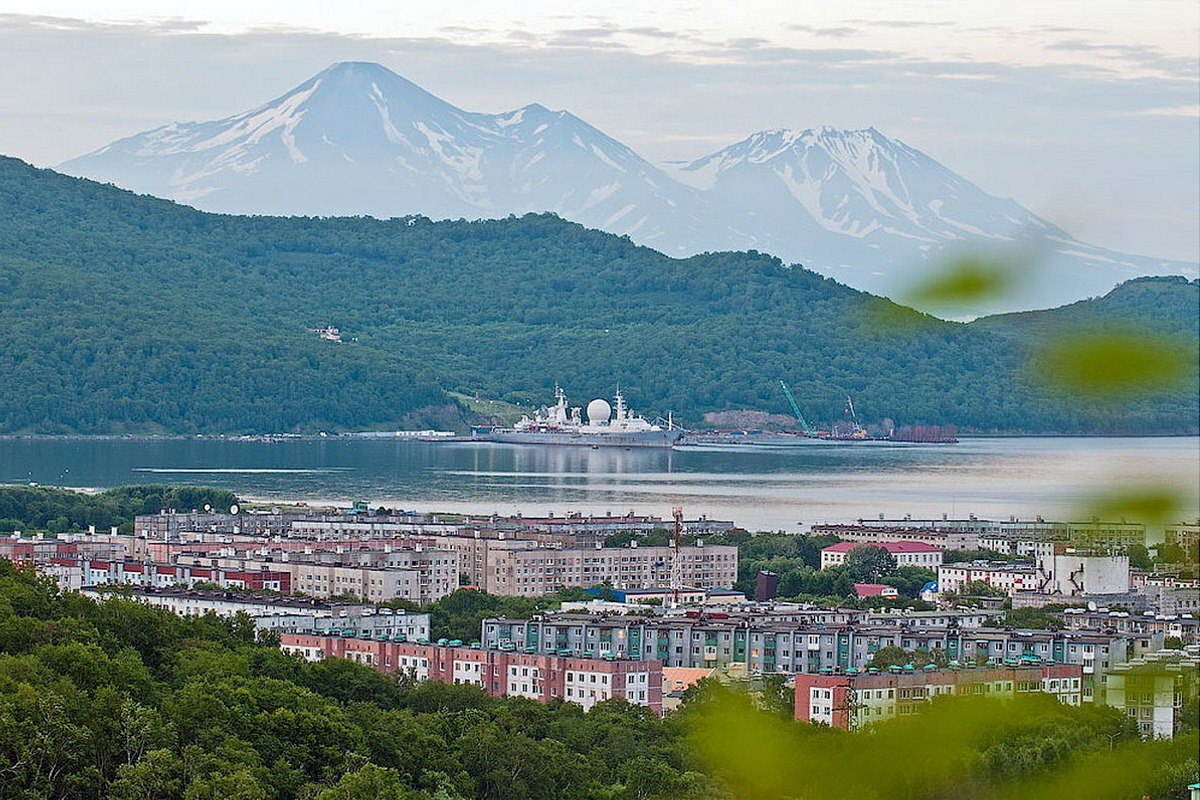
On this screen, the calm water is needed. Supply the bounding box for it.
[1,437,1196,532]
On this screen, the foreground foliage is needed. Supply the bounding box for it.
[2,559,1197,799]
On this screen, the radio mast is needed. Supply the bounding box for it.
[670,506,684,607]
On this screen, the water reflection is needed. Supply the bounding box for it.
[0,437,1195,531]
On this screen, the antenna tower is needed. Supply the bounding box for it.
[671,506,684,607]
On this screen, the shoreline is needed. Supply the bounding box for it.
[1,432,1197,442]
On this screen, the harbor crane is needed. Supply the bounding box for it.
[778,380,816,435]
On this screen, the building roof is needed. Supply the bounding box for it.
[854,583,899,597]
[824,541,942,554]
[662,667,715,694]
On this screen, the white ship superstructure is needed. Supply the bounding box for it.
[481,386,682,448]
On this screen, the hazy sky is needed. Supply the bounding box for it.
[1,1,1197,261]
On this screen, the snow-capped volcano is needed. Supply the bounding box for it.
[61,63,1195,312]
[671,126,1192,309]
[675,126,1063,244]
[61,61,718,252]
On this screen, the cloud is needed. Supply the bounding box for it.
[786,24,859,39]
[555,26,619,40]
[841,19,954,29]
[1127,103,1200,117]
[0,12,208,33]
[1045,38,1198,77]
[624,26,679,40]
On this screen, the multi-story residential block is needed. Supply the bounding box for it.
[79,585,431,639]
[444,539,738,597]
[1,532,144,562]
[810,524,977,551]
[173,550,459,604]
[279,633,663,713]
[481,611,1142,702]
[820,541,943,570]
[136,507,733,545]
[134,510,300,539]
[1163,522,1199,562]
[1058,609,1199,645]
[821,517,1149,552]
[1104,648,1200,739]
[41,557,292,593]
[937,561,1036,596]
[794,664,1084,730]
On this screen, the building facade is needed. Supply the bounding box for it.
[820,541,943,570]
[481,611,1143,702]
[1104,648,1200,739]
[937,562,1036,596]
[794,664,1083,730]
[279,633,662,713]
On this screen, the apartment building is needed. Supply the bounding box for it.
[78,585,431,639]
[1104,648,1200,739]
[1163,522,1199,562]
[279,633,662,713]
[483,612,1149,702]
[134,510,300,539]
[0,533,143,562]
[173,551,459,604]
[820,541,943,570]
[1058,609,1199,644]
[819,517,1149,553]
[795,664,1083,730]
[40,557,292,593]
[445,539,738,597]
[937,561,1036,595]
[810,524,977,551]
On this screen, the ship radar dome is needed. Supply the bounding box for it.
[586,398,611,424]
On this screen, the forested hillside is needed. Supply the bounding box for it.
[0,156,1195,435]
[972,275,1199,340]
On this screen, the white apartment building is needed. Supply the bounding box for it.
[820,541,943,570]
[174,548,459,604]
[938,562,1037,596]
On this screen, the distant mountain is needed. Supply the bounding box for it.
[2,156,1196,436]
[61,62,1195,313]
[670,127,1194,313]
[59,62,723,256]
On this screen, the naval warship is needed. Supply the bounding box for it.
[479,386,683,448]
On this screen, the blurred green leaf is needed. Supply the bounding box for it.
[1081,486,1186,526]
[905,256,1022,308]
[684,686,1192,800]
[1036,329,1196,397]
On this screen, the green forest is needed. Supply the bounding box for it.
[0,157,1196,435]
[0,485,237,535]
[1,560,1196,799]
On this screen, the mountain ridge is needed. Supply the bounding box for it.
[2,154,1196,436]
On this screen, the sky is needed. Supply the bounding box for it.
[1,1,1197,261]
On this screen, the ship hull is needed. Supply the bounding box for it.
[480,429,684,448]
